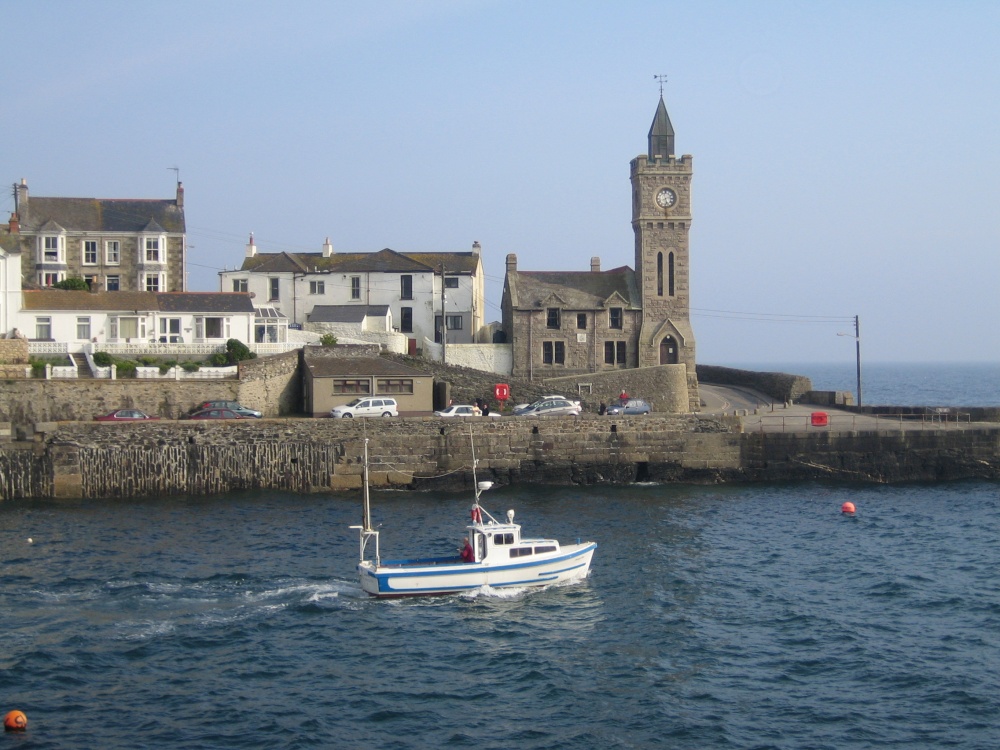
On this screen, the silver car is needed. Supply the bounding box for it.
[514,398,582,417]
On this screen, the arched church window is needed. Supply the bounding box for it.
[668,252,675,296]
[657,253,663,296]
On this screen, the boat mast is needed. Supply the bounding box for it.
[362,438,372,532]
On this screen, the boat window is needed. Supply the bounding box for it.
[534,545,556,554]
[492,533,514,545]
[510,548,533,558]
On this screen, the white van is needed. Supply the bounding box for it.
[330,397,399,418]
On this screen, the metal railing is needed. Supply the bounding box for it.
[753,412,974,432]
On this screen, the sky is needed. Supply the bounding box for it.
[3,1,998,364]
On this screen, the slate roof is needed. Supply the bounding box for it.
[240,248,480,275]
[506,266,640,310]
[307,305,390,323]
[304,355,429,379]
[22,290,254,313]
[20,196,186,234]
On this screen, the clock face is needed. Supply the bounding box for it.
[655,187,677,208]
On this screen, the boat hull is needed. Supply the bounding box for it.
[359,542,596,598]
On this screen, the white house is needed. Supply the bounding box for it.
[18,289,265,352]
[219,236,486,353]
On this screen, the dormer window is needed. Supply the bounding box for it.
[546,308,561,329]
[145,237,161,262]
[40,235,64,263]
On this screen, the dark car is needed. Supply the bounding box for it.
[197,400,262,418]
[94,409,160,422]
[187,408,248,420]
[606,398,652,415]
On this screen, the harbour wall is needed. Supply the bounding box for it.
[1,416,999,501]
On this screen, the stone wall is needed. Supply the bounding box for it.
[237,349,301,416]
[2,415,999,501]
[543,363,693,412]
[697,364,813,403]
[0,338,29,364]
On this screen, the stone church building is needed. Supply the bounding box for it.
[501,95,698,410]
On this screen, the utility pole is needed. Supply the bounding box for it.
[854,315,862,408]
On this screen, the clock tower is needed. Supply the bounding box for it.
[631,95,697,388]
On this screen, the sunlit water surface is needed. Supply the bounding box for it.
[2,481,999,749]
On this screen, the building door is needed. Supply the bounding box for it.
[659,336,678,365]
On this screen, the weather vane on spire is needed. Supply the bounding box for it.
[654,74,668,96]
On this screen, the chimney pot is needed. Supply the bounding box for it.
[590,256,601,273]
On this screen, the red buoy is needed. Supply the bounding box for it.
[841,501,856,514]
[3,710,27,732]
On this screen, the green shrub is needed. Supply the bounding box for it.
[181,361,201,373]
[30,360,47,377]
[52,277,89,291]
[159,359,178,375]
[115,360,138,377]
[138,355,158,366]
[319,333,338,347]
[209,352,229,367]
[93,352,113,367]
[225,338,255,363]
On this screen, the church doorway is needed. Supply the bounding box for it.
[659,336,678,365]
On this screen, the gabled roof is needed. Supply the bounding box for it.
[506,266,640,310]
[240,248,481,275]
[307,305,391,323]
[22,290,254,313]
[21,196,186,234]
[304,355,429,378]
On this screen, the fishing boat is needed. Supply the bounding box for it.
[351,434,596,598]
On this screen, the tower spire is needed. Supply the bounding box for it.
[648,76,675,158]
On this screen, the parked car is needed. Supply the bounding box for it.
[330,397,398,418]
[94,409,160,422]
[197,400,262,418]
[434,404,502,418]
[514,398,582,417]
[512,395,581,414]
[187,408,248,420]
[606,398,652,415]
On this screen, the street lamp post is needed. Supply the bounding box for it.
[838,315,862,408]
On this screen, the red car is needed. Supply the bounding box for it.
[186,408,247,420]
[94,409,160,422]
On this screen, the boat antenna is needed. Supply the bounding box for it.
[362,437,372,532]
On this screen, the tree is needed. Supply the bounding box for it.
[53,277,89,291]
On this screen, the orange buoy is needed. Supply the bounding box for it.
[3,710,27,731]
[841,501,856,514]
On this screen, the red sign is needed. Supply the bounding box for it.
[494,383,510,402]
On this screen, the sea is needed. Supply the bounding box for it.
[1,363,998,749]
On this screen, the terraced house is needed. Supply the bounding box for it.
[220,236,486,353]
[5,179,187,293]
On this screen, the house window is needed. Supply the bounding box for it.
[269,278,280,301]
[35,317,52,340]
[106,275,120,291]
[159,318,182,343]
[377,378,414,394]
[233,279,248,293]
[400,275,413,300]
[310,280,325,295]
[197,317,229,339]
[400,307,413,333]
[609,308,623,329]
[106,240,120,264]
[145,274,161,292]
[351,276,361,300]
[333,379,371,394]
[76,317,91,340]
[41,235,63,263]
[542,341,565,365]
[446,315,463,330]
[145,237,161,262]
[444,276,459,289]
[40,272,64,287]
[546,308,560,329]
[577,313,587,330]
[605,341,627,365]
[83,240,98,265]
[112,316,144,340]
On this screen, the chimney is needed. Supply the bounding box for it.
[505,253,518,273]
[472,240,481,255]
[175,181,184,209]
[322,237,334,258]
[245,232,257,258]
[15,179,28,216]
[590,256,601,273]
[7,213,18,234]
